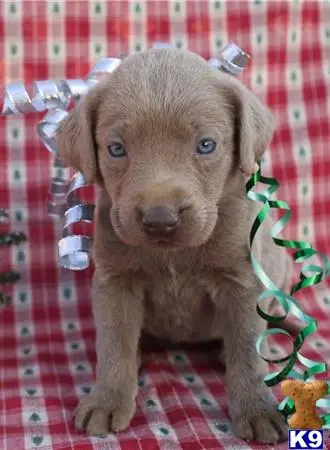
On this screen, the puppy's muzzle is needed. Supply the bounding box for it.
[141,205,179,237]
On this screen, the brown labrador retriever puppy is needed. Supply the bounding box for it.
[57,48,290,443]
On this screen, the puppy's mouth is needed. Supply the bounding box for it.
[111,208,181,248]
[111,204,215,249]
[151,239,177,248]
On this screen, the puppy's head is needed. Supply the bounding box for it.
[57,49,274,249]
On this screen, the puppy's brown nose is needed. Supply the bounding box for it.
[142,205,178,236]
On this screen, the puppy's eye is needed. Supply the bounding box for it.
[196,138,217,155]
[107,142,127,158]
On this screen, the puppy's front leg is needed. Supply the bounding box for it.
[74,272,143,436]
[222,282,287,444]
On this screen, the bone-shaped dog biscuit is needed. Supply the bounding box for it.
[281,379,328,429]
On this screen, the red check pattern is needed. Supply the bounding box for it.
[0,1,330,449]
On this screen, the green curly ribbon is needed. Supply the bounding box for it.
[246,161,330,427]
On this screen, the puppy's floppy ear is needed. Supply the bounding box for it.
[56,85,102,184]
[227,77,275,176]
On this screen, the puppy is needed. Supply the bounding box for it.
[57,48,290,443]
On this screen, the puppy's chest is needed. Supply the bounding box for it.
[142,265,222,342]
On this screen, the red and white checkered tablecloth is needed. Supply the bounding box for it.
[0,1,330,449]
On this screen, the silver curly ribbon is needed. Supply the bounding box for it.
[0,41,250,270]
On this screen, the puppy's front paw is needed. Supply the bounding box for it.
[231,397,287,444]
[74,390,136,436]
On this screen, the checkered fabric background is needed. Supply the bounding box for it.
[0,1,330,449]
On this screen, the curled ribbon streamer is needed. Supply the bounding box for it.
[247,162,330,426]
[0,41,250,269]
[59,172,95,270]
[1,58,122,269]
